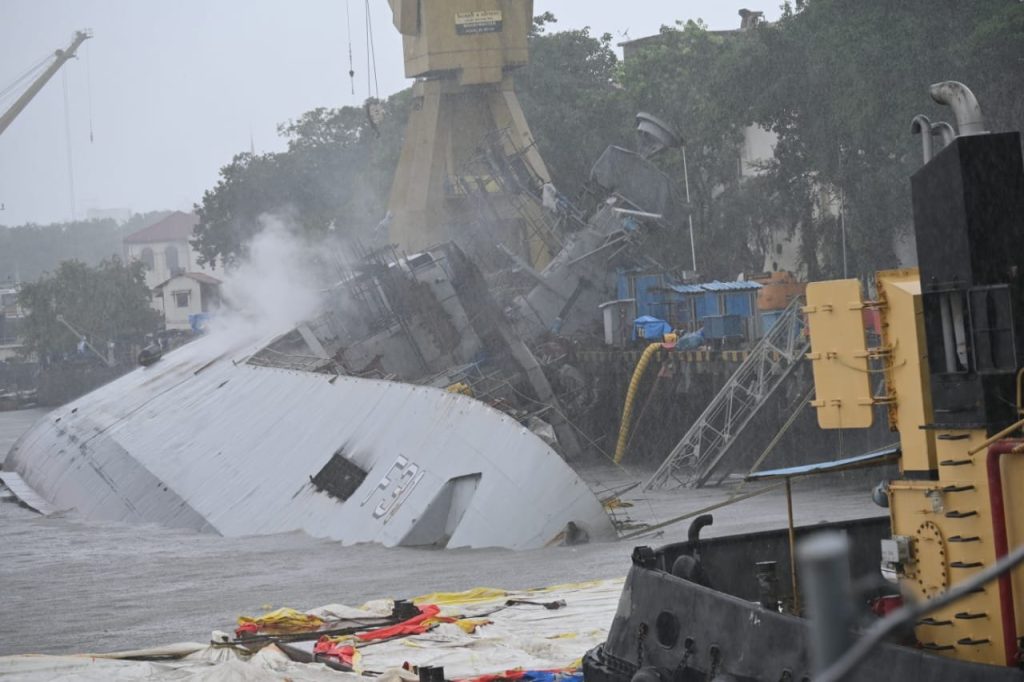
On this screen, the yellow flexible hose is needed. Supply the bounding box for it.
[613,342,662,464]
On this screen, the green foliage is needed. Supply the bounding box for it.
[620,21,759,276]
[531,11,556,36]
[192,5,1020,278]
[192,17,637,269]
[17,258,160,362]
[962,2,1024,129]
[517,20,633,199]
[615,1,1023,278]
[192,91,411,269]
[0,212,171,285]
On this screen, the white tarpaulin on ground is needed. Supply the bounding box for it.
[0,579,624,681]
[0,646,356,681]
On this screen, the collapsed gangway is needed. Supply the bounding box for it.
[644,295,810,490]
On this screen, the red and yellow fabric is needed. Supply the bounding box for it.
[356,604,441,642]
[312,637,362,668]
[235,607,324,637]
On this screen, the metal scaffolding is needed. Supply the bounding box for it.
[644,295,810,490]
[455,127,565,263]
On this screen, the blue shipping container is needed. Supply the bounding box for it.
[723,292,753,316]
[703,314,745,340]
[616,271,631,301]
[634,274,666,318]
[696,292,720,319]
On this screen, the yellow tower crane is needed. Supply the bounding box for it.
[386,1,557,268]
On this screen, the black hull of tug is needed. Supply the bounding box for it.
[584,517,1024,682]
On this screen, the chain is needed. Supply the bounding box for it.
[708,644,722,679]
[636,623,648,669]
[674,638,694,678]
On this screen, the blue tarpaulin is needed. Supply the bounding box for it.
[521,673,583,682]
[745,444,901,480]
[674,328,705,350]
[633,315,672,341]
[188,313,214,334]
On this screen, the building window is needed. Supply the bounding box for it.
[141,247,155,270]
[165,245,181,275]
[173,290,191,308]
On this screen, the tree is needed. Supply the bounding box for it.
[191,91,411,269]
[17,258,160,364]
[616,1,1023,279]
[735,0,1024,277]
[0,211,171,284]
[191,5,1022,279]
[516,18,633,199]
[193,18,638,269]
[619,21,763,277]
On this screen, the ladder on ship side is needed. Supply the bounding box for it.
[644,295,810,490]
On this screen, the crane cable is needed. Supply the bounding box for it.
[0,51,53,107]
[61,68,77,221]
[85,38,94,142]
[364,0,379,100]
[345,0,355,97]
[362,0,383,137]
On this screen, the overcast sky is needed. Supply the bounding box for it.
[0,1,780,227]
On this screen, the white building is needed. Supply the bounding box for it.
[123,212,222,331]
[154,272,222,332]
[123,212,210,289]
[0,284,26,362]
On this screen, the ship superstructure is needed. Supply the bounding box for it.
[807,81,1024,667]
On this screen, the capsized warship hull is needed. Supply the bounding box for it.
[2,329,616,550]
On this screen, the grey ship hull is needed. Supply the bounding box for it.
[3,329,616,550]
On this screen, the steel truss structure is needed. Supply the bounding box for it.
[644,295,809,489]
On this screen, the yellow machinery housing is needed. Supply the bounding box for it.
[806,269,1024,666]
[386,0,556,268]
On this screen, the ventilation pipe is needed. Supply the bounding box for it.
[929,81,988,136]
[931,121,956,146]
[986,440,1024,666]
[910,114,934,163]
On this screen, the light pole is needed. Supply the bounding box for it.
[840,208,848,278]
[634,112,694,272]
[839,189,848,278]
[682,146,697,273]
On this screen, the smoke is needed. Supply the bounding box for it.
[208,215,324,344]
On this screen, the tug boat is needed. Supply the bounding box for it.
[584,82,1024,681]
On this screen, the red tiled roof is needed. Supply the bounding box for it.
[124,211,198,244]
[153,272,222,289]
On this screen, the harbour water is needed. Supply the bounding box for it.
[0,407,878,656]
